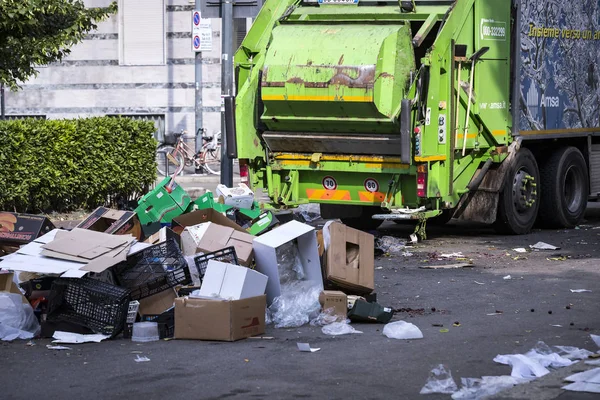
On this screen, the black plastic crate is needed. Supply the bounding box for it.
[193,247,238,281]
[141,308,175,339]
[47,277,130,337]
[113,239,191,300]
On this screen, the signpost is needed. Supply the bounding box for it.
[192,8,213,154]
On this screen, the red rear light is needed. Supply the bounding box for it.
[416,165,427,197]
[239,161,249,185]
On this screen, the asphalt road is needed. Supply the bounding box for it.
[3,208,600,399]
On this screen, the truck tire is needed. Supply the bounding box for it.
[341,206,384,231]
[493,148,540,235]
[538,147,588,228]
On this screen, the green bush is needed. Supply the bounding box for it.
[0,117,157,213]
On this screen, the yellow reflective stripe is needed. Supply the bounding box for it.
[262,95,373,102]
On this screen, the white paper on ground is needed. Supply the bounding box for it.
[493,354,550,379]
[570,289,592,293]
[513,248,527,253]
[591,334,600,348]
[46,345,72,350]
[382,321,423,340]
[530,242,559,250]
[134,355,151,362]
[562,381,600,393]
[52,331,109,344]
[565,368,600,384]
[524,348,574,368]
[503,275,512,280]
[297,343,320,352]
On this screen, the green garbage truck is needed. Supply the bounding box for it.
[233,0,600,234]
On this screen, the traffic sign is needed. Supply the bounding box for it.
[191,10,212,52]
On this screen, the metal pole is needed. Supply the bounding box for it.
[194,0,203,154]
[220,0,234,187]
[0,84,5,119]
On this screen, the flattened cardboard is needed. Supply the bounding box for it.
[319,290,348,317]
[253,221,323,305]
[325,222,374,294]
[76,207,143,240]
[171,208,247,234]
[0,212,55,245]
[174,295,266,341]
[180,222,254,266]
[139,289,177,316]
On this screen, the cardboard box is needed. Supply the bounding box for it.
[0,272,29,304]
[171,208,246,233]
[135,177,192,236]
[143,227,181,248]
[253,221,323,305]
[197,260,267,300]
[180,222,254,266]
[216,183,255,209]
[139,288,177,315]
[319,290,348,317]
[0,212,55,245]
[76,207,142,240]
[324,222,374,294]
[174,295,266,341]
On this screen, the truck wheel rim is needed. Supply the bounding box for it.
[564,165,583,213]
[512,169,537,213]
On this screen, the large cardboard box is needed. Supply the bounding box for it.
[180,222,254,266]
[135,177,192,236]
[138,288,177,315]
[324,222,374,294]
[0,212,55,245]
[76,207,143,240]
[252,221,323,305]
[197,260,267,300]
[174,295,266,341]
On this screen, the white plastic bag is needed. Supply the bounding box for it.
[321,321,363,336]
[0,293,40,341]
[382,321,423,339]
[420,364,459,394]
[268,281,322,328]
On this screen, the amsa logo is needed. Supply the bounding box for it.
[481,19,507,41]
[526,84,560,112]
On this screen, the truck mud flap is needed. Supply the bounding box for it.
[400,98,411,164]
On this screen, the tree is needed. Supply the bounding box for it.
[0,0,117,89]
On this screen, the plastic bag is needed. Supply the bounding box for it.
[376,236,407,254]
[310,308,344,326]
[0,293,40,341]
[321,321,363,336]
[296,203,321,223]
[382,321,423,339]
[553,345,594,360]
[268,281,321,328]
[525,341,574,368]
[420,364,459,394]
[275,241,305,284]
[451,376,528,399]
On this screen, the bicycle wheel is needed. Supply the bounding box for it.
[156,146,183,176]
[203,146,222,175]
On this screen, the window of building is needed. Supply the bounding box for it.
[118,0,165,65]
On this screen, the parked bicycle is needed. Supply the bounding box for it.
[155,129,221,176]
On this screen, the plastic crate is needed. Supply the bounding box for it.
[193,247,239,282]
[141,308,175,339]
[113,239,191,300]
[47,277,130,337]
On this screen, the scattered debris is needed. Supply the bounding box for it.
[441,252,464,258]
[134,355,151,363]
[52,331,109,344]
[503,275,512,280]
[530,242,560,250]
[420,263,473,270]
[382,321,423,340]
[420,364,458,394]
[474,281,485,285]
[375,236,407,254]
[570,289,592,293]
[321,321,363,336]
[513,248,527,253]
[297,343,321,353]
[563,368,600,393]
[46,345,72,350]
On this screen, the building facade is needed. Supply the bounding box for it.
[5,0,247,144]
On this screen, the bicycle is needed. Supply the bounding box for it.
[155,129,221,176]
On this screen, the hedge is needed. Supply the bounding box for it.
[0,117,157,213]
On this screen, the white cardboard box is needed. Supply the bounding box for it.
[216,184,255,209]
[198,260,267,300]
[252,220,323,305]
